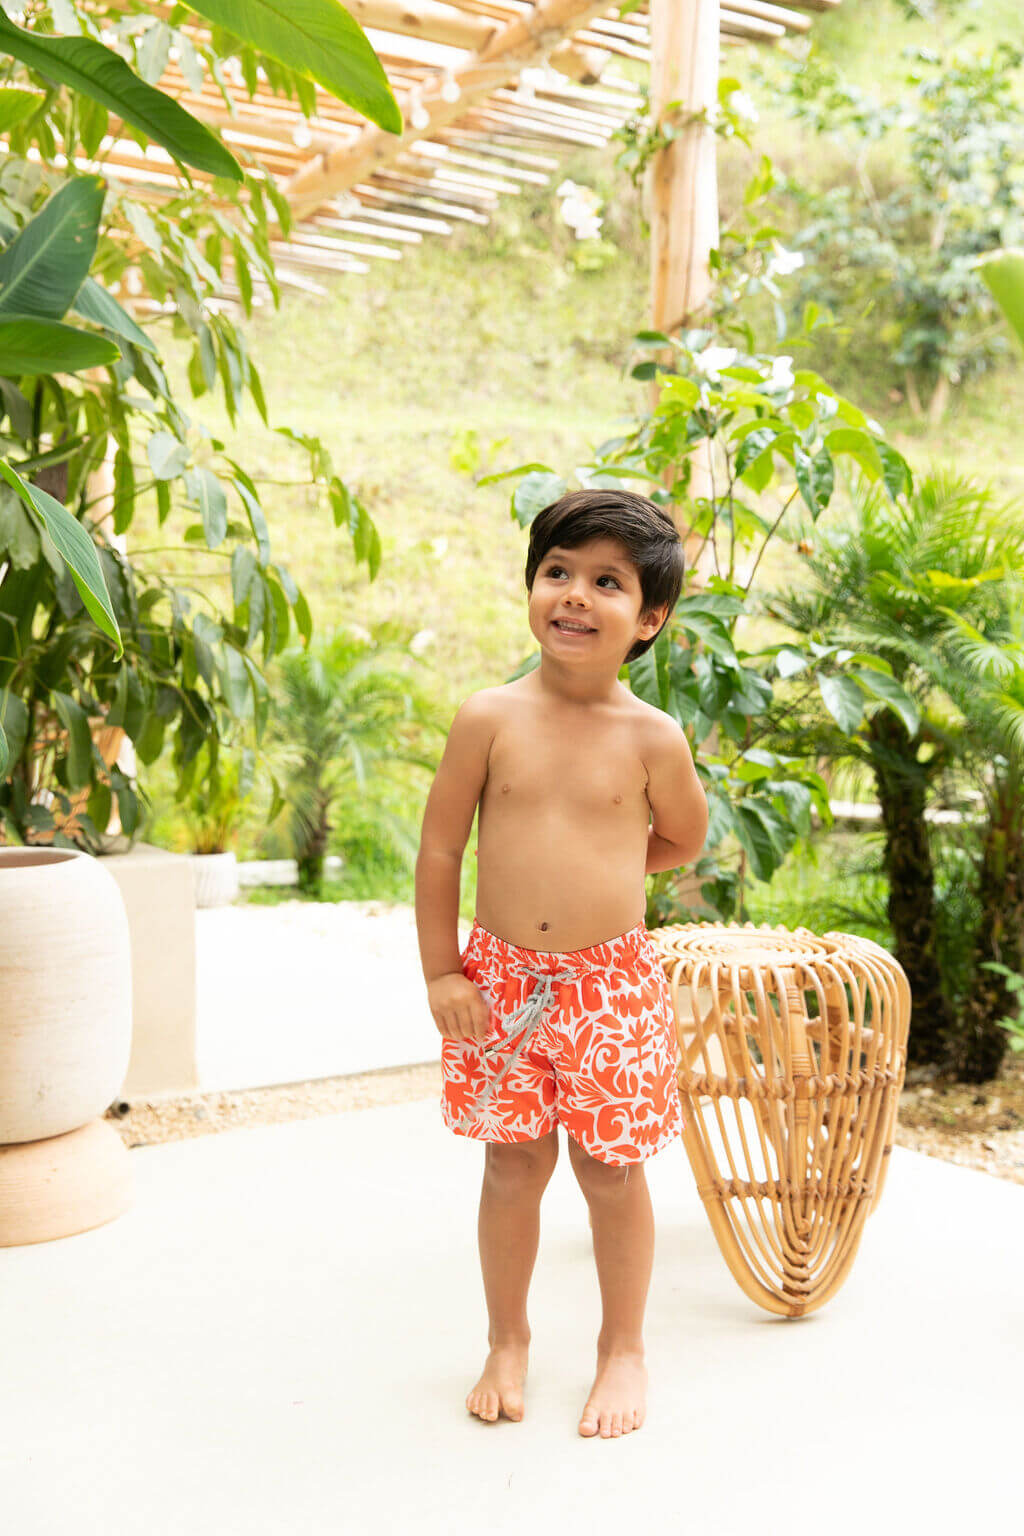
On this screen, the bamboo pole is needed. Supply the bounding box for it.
[648,0,720,339]
[647,0,720,563]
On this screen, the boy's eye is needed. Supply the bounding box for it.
[545,565,620,588]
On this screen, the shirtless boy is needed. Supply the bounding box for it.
[415,487,709,1439]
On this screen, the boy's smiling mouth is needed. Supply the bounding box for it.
[552,619,597,634]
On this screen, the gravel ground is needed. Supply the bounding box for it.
[106,1061,443,1148]
[104,1057,1024,1188]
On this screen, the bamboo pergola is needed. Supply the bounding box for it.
[81,0,841,312]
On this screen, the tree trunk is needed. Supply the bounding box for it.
[867,712,955,1067]
[954,776,1024,1082]
[927,372,951,427]
[297,788,331,896]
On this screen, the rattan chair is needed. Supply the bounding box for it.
[648,922,911,1317]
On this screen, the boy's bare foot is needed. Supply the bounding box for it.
[466,1339,529,1423]
[578,1348,647,1438]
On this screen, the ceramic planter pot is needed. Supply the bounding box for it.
[191,849,239,908]
[0,1119,133,1247]
[0,847,134,1245]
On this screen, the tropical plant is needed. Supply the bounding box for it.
[763,471,1024,1073]
[903,595,1024,1080]
[261,623,446,896]
[0,1,394,845]
[479,329,918,927]
[975,247,1024,350]
[181,742,255,855]
[758,40,1024,420]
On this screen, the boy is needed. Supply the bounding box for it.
[415,488,708,1439]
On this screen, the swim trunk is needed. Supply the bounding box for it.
[440,918,684,1166]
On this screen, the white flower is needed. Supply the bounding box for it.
[768,355,795,392]
[768,244,804,278]
[694,345,738,378]
[729,90,759,124]
[409,629,435,655]
[430,536,448,560]
[557,182,603,241]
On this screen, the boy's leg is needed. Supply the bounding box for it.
[467,1128,559,1423]
[566,1135,654,1439]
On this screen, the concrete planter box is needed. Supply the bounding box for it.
[99,839,199,1101]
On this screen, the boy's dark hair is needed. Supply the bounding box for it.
[525,488,685,665]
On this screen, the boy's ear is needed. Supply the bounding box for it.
[640,602,670,638]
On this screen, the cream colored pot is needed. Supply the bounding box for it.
[0,847,134,1244]
[191,849,239,908]
[0,848,132,1143]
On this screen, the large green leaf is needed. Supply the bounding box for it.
[0,315,118,373]
[51,689,93,791]
[818,672,864,735]
[72,276,157,354]
[0,9,242,181]
[0,86,42,131]
[975,248,1024,351]
[0,690,29,778]
[184,0,401,134]
[0,177,104,320]
[0,460,123,658]
[849,666,921,737]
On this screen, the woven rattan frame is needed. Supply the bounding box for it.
[648,922,911,1317]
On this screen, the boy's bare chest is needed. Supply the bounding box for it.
[482,708,651,823]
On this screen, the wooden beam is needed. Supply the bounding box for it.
[648,0,720,336]
[547,43,611,85]
[722,1,812,30]
[345,0,497,50]
[283,0,622,220]
[647,0,720,545]
[409,140,549,184]
[720,10,786,39]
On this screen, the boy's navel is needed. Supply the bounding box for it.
[614,794,622,803]
[502,783,511,793]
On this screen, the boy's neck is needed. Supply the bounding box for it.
[531,657,626,707]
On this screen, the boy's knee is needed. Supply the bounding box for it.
[567,1134,635,1192]
[484,1130,559,1187]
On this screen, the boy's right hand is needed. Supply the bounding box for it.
[427,972,491,1044]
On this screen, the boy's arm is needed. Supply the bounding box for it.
[415,692,495,983]
[643,715,709,875]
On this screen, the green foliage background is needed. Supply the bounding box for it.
[138,0,1024,922]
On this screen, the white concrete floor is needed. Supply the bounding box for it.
[1,1098,1018,1536]
[195,901,467,1090]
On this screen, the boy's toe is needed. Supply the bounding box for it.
[611,1413,623,1436]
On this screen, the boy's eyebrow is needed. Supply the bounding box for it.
[543,549,634,577]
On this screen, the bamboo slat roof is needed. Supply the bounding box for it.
[89,0,842,295]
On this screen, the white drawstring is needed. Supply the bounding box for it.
[449,967,580,1136]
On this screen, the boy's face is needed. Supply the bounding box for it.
[528,536,668,667]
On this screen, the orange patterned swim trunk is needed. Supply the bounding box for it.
[440,918,684,1166]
